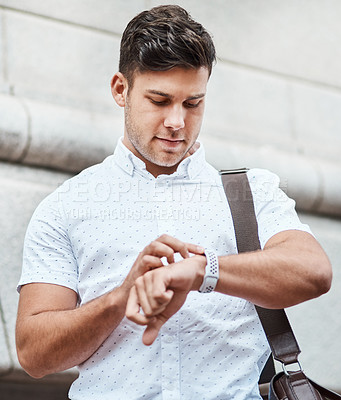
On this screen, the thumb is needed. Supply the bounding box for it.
[142,290,188,346]
[142,316,167,346]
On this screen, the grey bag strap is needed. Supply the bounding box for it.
[220,169,301,376]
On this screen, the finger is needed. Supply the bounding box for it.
[139,255,164,271]
[141,289,183,345]
[145,289,174,317]
[155,235,200,260]
[144,235,203,262]
[185,243,205,256]
[142,315,168,346]
[136,273,173,317]
[125,286,150,325]
[134,276,153,316]
[143,268,174,315]
[156,234,189,259]
[128,312,152,326]
[143,241,176,264]
[143,290,189,345]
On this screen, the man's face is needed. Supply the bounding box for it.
[121,67,209,177]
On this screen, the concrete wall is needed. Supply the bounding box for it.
[0,0,340,395]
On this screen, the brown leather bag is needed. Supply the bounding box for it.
[270,370,341,400]
[221,169,341,400]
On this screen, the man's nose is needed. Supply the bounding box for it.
[164,105,185,131]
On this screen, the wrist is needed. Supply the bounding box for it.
[192,255,207,291]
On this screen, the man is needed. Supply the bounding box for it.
[16,5,332,400]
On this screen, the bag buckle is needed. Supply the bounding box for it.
[282,360,303,376]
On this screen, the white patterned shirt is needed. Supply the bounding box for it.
[19,139,311,400]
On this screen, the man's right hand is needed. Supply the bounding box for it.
[122,234,205,291]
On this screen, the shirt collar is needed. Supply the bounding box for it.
[113,137,206,180]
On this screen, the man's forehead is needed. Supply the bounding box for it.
[131,67,209,95]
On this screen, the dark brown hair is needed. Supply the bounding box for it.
[119,5,216,86]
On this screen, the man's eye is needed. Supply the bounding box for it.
[150,99,168,106]
[184,101,200,108]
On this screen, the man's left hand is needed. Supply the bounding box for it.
[126,255,206,345]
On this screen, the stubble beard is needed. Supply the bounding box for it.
[124,104,194,168]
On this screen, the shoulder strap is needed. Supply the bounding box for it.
[220,170,301,382]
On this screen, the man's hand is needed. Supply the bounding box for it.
[16,235,204,378]
[126,255,206,345]
[122,234,204,291]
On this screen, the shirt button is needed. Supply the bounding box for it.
[164,336,174,343]
[165,382,174,391]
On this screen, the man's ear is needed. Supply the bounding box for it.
[111,72,128,107]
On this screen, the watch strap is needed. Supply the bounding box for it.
[198,250,219,293]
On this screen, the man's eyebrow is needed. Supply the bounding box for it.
[146,90,206,100]
[146,90,173,99]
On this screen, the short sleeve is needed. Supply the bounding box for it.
[247,169,312,249]
[18,191,78,293]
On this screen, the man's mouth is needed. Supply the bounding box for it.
[155,136,184,149]
[156,137,183,142]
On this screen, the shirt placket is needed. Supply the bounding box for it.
[153,179,178,236]
[154,179,181,398]
[160,317,181,399]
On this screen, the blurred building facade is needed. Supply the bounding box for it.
[0,0,340,397]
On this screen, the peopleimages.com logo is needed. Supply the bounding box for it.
[56,178,289,203]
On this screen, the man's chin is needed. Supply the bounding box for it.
[154,153,189,168]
